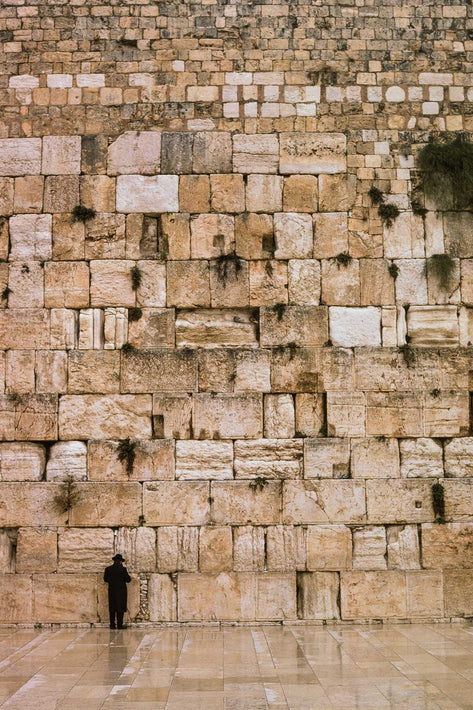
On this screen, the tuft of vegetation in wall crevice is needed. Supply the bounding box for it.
[418,133,473,209]
[72,205,96,223]
[117,438,137,477]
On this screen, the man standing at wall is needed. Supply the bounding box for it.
[104,554,131,629]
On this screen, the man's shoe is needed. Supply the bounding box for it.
[110,625,116,629]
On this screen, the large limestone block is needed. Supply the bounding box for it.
[400,438,443,478]
[179,175,210,213]
[264,394,295,438]
[318,174,356,211]
[59,395,152,439]
[9,214,52,261]
[108,131,161,175]
[444,570,473,617]
[407,570,443,618]
[350,438,400,479]
[52,214,85,260]
[176,440,233,480]
[69,482,142,526]
[0,138,42,176]
[297,572,340,620]
[116,527,156,572]
[176,309,258,348]
[424,390,469,437]
[249,259,287,307]
[193,394,262,439]
[0,529,16,573]
[212,481,281,525]
[283,480,366,524]
[444,480,473,521]
[157,526,199,572]
[327,392,366,437]
[98,574,140,623]
[394,259,427,306]
[266,526,306,571]
[387,526,420,569]
[90,260,135,307]
[288,260,321,306]
[422,523,473,569]
[44,261,89,308]
[153,394,192,439]
[304,438,350,479]
[260,306,328,347]
[193,132,232,173]
[210,174,245,213]
[0,393,57,441]
[271,347,319,393]
[0,178,14,215]
[8,261,44,308]
[246,175,283,213]
[161,133,193,174]
[407,306,459,347]
[200,526,233,573]
[235,213,274,259]
[280,133,346,174]
[128,309,174,349]
[444,438,473,477]
[68,350,120,394]
[85,213,126,260]
[366,480,434,524]
[58,528,114,572]
[46,441,87,481]
[6,349,35,393]
[144,481,209,525]
[233,134,279,173]
[148,574,177,621]
[322,260,360,306]
[274,212,313,258]
[135,261,166,308]
[190,213,234,258]
[354,347,440,392]
[88,439,174,481]
[0,575,32,622]
[233,526,265,571]
[256,573,296,620]
[234,439,303,479]
[158,213,190,260]
[0,482,67,526]
[0,442,45,481]
[121,350,197,393]
[42,135,81,174]
[295,394,324,437]
[366,392,423,438]
[444,211,473,258]
[352,526,387,570]
[167,261,210,307]
[34,574,97,622]
[360,259,395,306]
[341,571,407,620]
[210,257,250,308]
[116,175,178,212]
[307,525,352,571]
[44,175,79,213]
[330,307,381,347]
[177,572,255,621]
[283,175,318,212]
[314,212,348,258]
[16,527,57,573]
[80,175,115,213]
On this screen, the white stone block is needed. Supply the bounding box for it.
[407,305,459,346]
[175,440,233,480]
[47,74,73,88]
[9,214,52,261]
[76,74,105,87]
[108,131,161,175]
[116,175,178,212]
[9,75,39,89]
[0,138,42,176]
[274,213,313,258]
[46,441,88,481]
[400,438,443,478]
[42,136,81,175]
[330,307,381,347]
[0,442,45,481]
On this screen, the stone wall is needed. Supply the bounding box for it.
[1,0,473,624]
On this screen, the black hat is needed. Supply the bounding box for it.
[113,554,125,562]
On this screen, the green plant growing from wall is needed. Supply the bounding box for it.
[1,286,12,302]
[128,307,143,322]
[215,253,243,285]
[388,262,399,280]
[53,475,81,518]
[130,265,142,291]
[399,343,416,368]
[418,133,473,209]
[378,202,400,228]
[121,342,136,354]
[273,302,287,321]
[428,253,456,291]
[432,482,446,524]
[249,477,268,492]
[368,186,384,204]
[72,205,96,223]
[334,252,352,268]
[117,438,137,476]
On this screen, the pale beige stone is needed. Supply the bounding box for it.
[354,347,440,393]
[128,308,174,350]
[210,174,245,213]
[9,214,52,261]
[283,480,366,524]
[34,574,97,622]
[314,212,348,258]
[69,482,142,526]
[148,573,177,621]
[249,259,287,307]
[200,526,233,573]
[407,305,459,346]
[246,175,283,213]
[0,529,16,573]
[210,258,250,308]
[360,259,395,306]
[0,442,45,481]
[153,394,192,439]
[52,214,85,260]
[80,175,115,212]
[298,572,340,620]
[35,350,67,393]
[190,213,234,258]
[46,441,87,481]
[68,350,120,394]
[144,481,209,525]
[159,213,191,260]
[406,570,443,617]
[366,480,434,523]
[256,573,296,620]
[88,439,174,481]
[271,346,319,393]
[261,305,328,347]
[422,523,473,569]
[264,394,295,438]
[0,138,42,176]
[7,261,44,309]
[295,394,324,437]
[350,438,400,479]
[177,572,255,621]
[44,261,89,308]
[327,392,366,437]
[212,481,281,525]
[59,395,152,439]
[14,175,44,213]
[341,571,407,619]
[266,526,306,571]
[5,349,35,393]
[193,132,232,173]
[0,482,67,526]
[383,212,415,259]
[16,527,57,573]
[0,393,57,441]
[116,175,178,212]
[234,439,303,479]
[444,570,473,617]
[176,440,233,480]
[193,394,262,439]
[0,575,32,622]
[116,527,156,573]
[58,528,113,572]
[387,525,420,569]
[90,260,136,307]
[157,526,199,572]
[366,392,423,438]
[318,174,356,211]
[322,259,360,306]
[304,438,350,479]
[330,307,381,347]
[424,390,469,437]
[42,135,81,174]
[179,175,210,213]
[43,175,79,213]
[274,212,313,258]
[0,178,14,215]
[283,175,318,212]
[280,133,346,174]
[395,259,428,305]
[352,526,387,570]
[400,438,443,478]
[233,134,279,173]
[233,526,265,571]
[288,260,320,305]
[121,350,197,393]
[85,213,126,259]
[167,261,210,308]
[235,213,274,259]
[108,131,161,175]
[444,437,473,478]
[307,525,352,571]
[236,350,271,392]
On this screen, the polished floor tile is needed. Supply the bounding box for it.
[0,624,472,708]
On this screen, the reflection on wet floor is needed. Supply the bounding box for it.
[0,624,472,708]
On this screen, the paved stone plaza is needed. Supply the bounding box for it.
[0,624,472,709]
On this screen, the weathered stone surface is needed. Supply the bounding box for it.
[400,438,443,478]
[422,523,473,569]
[365,392,423,438]
[280,133,346,174]
[16,527,57,573]
[33,574,97,622]
[197,349,236,393]
[108,131,161,175]
[0,138,42,176]
[176,440,233,480]
[407,306,459,346]
[15,175,44,213]
[295,394,324,437]
[68,482,142,526]
[283,481,366,524]
[85,213,126,260]
[135,261,166,308]
[44,175,79,213]
[42,135,81,174]
[264,394,295,438]
[444,570,473,617]
[6,349,35,393]
[233,526,265,571]
[360,259,395,306]
[167,261,210,307]
[406,570,443,618]
[144,482,209,525]
[90,260,136,307]
[116,175,178,212]
[68,350,120,394]
[288,260,320,306]
[148,573,177,621]
[235,213,274,259]
[115,527,156,573]
[178,572,255,621]
[200,526,233,573]
[153,394,192,439]
[179,175,210,213]
[261,306,328,347]
[354,347,440,392]
[444,212,473,258]
[233,134,279,173]
[0,482,67,526]
[274,212,313,258]
[0,394,57,441]
[314,212,348,258]
[46,441,87,481]
[330,307,381,346]
[210,258,249,308]
[266,526,306,572]
[387,525,420,569]
[0,442,45,481]
[7,262,44,309]
[304,438,350,479]
[307,525,352,571]
[0,576,32,622]
[80,175,115,213]
[212,481,281,525]
[341,571,407,619]
[52,214,85,260]
[256,573,296,620]
[59,395,152,439]
[444,437,473,478]
[58,528,114,572]
[161,132,193,174]
[327,392,365,437]
[0,178,14,216]
[210,174,245,213]
[157,526,199,572]
[44,261,89,308]
[234,439,303,479]
[322,259,360,306]
[121,350,197,393]
[0,529,16,573]
[9,214,52,261]
[318,174,356,211]
[350,438,400,479]
[271,347,319,393]
[128,309,175,349]
[298,572,340,620]
[249,259,287,307]
[283,175,318,212]
[193,132,232,173]
[246,175,283,213]
[193,394,262,439]
[159,213,190,260]
[366,480,434,523]
[423,390,469,437]
[190,213,234,258]
[88,439,174,481]
[352,526,387,570]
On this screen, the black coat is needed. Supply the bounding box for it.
[104,562,131,613]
